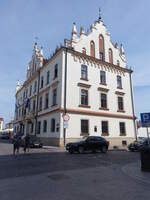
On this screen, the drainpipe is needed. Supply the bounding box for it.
[129,70,137,141]
[34,68,40,136]
[63,47,68,146]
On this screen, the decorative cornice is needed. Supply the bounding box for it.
[60,108,136,120]
[77,82,91,88]
[115,91,125,95]
[64,47,133,74]
[98,87,109,92]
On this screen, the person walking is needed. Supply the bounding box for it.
[13,135,20,155]
[24,134,30,153]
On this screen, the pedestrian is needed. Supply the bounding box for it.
[13,135,20,155]
[24,134,30,153]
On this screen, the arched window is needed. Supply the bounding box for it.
[109,48,113,64]
[99,34,105,61]
[82,48,86,54]
[90,41,95,57]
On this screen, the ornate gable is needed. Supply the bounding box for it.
[65,18,126,68]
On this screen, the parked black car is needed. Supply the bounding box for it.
[21,135,43,148]
[128,138,150,152]
[66,136,109,154]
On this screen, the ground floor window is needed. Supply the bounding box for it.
[30,123,34,133]
[51,118,55,132]
[120,122,126,136]
[81,119,89,135]
[43,120,47,133]
[101,121,109,136]
[37,121,41,134]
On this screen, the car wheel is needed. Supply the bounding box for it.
[69,148,74,154]
[101,146,107,153]
[78,146,84,154]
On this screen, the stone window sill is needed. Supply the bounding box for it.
[117,87,123,90]
[80,78,89,81]
[51,104,58,107]
[100,83,107,86]
[99,107,109,111]
[117,110,125,113]
[79,105,91,108]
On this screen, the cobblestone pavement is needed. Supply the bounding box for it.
[0,140,150,200]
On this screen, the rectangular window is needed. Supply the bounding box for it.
[81,65,88,80]
[100,71,106,85]
[51,118,55,132]
[39,96,43,111]
[117,75,122,88]
[54,64,58,79]
[101,121,109,136]
[34,81,37,93]
[29,85,32,96]
[81,120,89,135]
[120,122,126,136]
[101,93,107,109]
[81,89,88,105]
[46,71,50,85]
[33,100,36,112]
[40,76,44,88]
[99,52,104,61]
[45,93,49,109]
[25,89,28,99]
[118,96,124,111]
[52,89,57,106]
[43,120,47,133]
[37,121,41,134]
[31,123,34,133]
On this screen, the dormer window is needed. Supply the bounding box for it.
[99,34,105,61]
[90,41,95,57]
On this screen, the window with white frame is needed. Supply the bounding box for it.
[81,119,89,135]
[100,71,106,85]
[117,75,122,88]
[101,93,107,109]
[52,88,57,106]
[119,122,126,136]
[81,65,88,80]
[81,89,88,106]
[101,121,109,136]
[118,96,124,111]
[43,120,47,133]
[51,118,55,132]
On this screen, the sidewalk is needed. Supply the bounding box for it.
[0,142,65,156]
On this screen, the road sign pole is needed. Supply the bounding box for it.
[146,126,150,145]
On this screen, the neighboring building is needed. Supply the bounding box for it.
[0,117,3,131]
[13,16,136,148]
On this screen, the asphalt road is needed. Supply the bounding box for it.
[0,141,150,200]
[0,148,139,180]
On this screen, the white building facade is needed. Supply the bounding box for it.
[14,17,136,148]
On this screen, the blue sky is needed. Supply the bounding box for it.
[0,0,150,125]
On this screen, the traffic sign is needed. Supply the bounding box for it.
[62,114,70,121]
[140,113,150,127]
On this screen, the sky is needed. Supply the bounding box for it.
[0,0,150,125]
